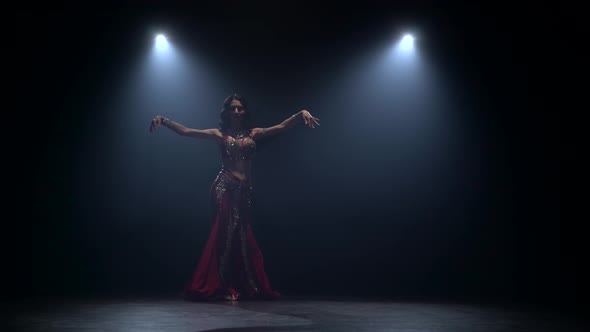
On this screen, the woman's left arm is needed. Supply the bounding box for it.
[251,110,320,140]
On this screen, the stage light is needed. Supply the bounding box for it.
[155,34,169,52]
[400,34,414,51]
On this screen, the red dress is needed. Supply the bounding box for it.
[182,129,280,300]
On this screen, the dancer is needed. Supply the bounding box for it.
[149,94,320,300]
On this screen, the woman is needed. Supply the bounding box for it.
[149,94,320,301]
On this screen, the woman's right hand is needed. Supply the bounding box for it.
[149,115,164,132]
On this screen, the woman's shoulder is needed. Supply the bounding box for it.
[249,127,265,140]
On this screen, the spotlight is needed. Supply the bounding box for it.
[400,34,414,51]
[155,34,169,52]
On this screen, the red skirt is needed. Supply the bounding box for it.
[182,169,280,301]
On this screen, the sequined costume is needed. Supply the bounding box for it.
[182,129,280,301]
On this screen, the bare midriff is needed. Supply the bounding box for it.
[221,158,252,183]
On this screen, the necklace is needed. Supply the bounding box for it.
[228,128,249,139]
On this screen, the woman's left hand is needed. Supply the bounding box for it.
[301,110,320,128]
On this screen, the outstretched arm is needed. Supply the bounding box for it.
[252,110,320,140]
[149,115,222,142]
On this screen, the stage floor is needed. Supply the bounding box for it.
[4,296,587,331]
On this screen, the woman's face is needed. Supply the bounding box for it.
[229,99,246,121]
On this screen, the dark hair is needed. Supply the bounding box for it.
[219,94,252,131]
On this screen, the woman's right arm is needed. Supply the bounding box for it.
[149,115,223,142]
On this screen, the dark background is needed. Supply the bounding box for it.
[8,0,583,312]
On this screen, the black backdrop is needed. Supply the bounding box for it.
[7,1,583,312]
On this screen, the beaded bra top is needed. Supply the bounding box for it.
[219,129,256,161]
